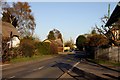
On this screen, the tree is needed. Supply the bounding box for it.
[88,34,109,47]
[76,35,87,51]
[95,4,118,46]
[53,29,63,42]
[64,38,74,50]
[47,29,63,41]
[91,28,97,35]
[47,31,55,40]
[2,2,36,37]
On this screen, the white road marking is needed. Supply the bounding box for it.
[28,66,44,72]
[32,66,44,71]
[38,66,44,70]
[9,76,15,78]
[59,62,80,78]
[68,62,80,73]
[33,68,38,71]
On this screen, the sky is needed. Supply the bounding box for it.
[28,2,117,42]
[5,0,118,42]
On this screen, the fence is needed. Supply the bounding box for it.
[96,46,120,62]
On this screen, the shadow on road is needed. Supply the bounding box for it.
[86,59,120,73]
[52,62,107,80]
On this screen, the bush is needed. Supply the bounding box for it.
[2,37,11,63]
[88,34,109,47]
[36,41,58,55]
[50,41,58,54]
[76,35,87,51]
[36,42,51,55]
[20,37,35,57]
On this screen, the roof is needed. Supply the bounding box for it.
[1,21,20,38]
[43,39,63,47]
[105,2,120,26]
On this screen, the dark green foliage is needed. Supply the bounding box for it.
[76,35,87,51]
[36,42,51,55]
[47,31,55,40]
[36,42,58,55]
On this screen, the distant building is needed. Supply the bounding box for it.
[43,39,64,52]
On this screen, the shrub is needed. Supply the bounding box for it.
[76,35,87,51]
[50,41,58,54]
[88,34,109,47]
[20,37,35,57]
[36,41,58,55]
[2,37,11,63]
[36,42,51,55]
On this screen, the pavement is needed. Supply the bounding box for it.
[1,54,120,80]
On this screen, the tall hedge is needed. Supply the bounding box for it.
[36,42,51,55]
[76,35,87,51]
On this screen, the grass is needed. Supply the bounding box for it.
[96,60,120,66]
[90,59,120,66]
[10,54,55,63]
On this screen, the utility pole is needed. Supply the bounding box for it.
[108,4,110,18]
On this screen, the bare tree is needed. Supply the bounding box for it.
[95,4,118,46]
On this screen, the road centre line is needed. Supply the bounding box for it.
[28,66,45,72]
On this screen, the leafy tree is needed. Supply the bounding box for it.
[91,28,97,35]
[47,31,55,40]
[88,34,109,47]
[76,35,87,51]
[47,29,63,42]
[2,2,36,37]
[53,29,63,42]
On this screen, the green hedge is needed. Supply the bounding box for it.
[36,42,51,55]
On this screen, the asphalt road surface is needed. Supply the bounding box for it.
[1,54,120,80]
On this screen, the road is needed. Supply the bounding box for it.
[1,54,120,80]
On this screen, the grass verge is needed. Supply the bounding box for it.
[10,54,56,64]
[96,60,120,66]
[89,59,120,66]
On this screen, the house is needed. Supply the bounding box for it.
[105,2,120,42]
[96,2,120,62]
[55,39,64,52]
[1,21,20,48]
[44,39,64,52]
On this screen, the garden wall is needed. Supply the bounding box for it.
[96,46,120,62]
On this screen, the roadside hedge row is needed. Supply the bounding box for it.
[36,42,51,55]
